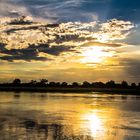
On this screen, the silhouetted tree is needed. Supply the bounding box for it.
[48,82,57,87]
[12,79,21,85]
[82,81,91,87]
[121,81,128,88]
[55,82,61,87]
[92,82,105,88]
[40,79,48,84]
[30,80,37,85]
[131,83,136,88]
[138,83,140,88]
[72,82,79,87]
[61,82,68,87]
[106,80,115,88]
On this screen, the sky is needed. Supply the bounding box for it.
[0,0,140,83]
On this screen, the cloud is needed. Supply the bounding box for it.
[0,43,73,61]
[99,19,135,41]
[0,0,88,22]
[0,1,139,83]
[81,42,123,47]
[0,43,45,61]
[0,0,31,18]
[1,0,140,23]
[0,18,135,62]
[122,25,140,46]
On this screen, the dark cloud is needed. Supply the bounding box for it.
[0,44,47,61]
[30,43,72,56]
[82,42,122,47]
[5,23,59,34]
[0,43,73,61]
[7,16,33,25]
[49,34,91,44]
[0,43,6,48]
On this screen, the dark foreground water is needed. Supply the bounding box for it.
[0,92,140,140]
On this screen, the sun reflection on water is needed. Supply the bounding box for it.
[82,112,105,138]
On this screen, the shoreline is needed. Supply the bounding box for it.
[0,87,140,95]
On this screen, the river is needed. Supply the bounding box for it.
[0,92,140,140]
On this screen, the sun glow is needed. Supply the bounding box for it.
[82,113,104,137]
[80,46,114,64]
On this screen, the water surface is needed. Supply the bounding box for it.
[0,92,140,140]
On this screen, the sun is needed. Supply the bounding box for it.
[80,46,114,64]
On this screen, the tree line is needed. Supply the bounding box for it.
[0,79,140,89]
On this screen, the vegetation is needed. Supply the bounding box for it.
[0,79,139,94]
[0,79,139,88]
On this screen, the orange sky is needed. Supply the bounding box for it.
[0,17,139,83]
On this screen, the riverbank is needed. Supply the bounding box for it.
[0,86,140,94]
